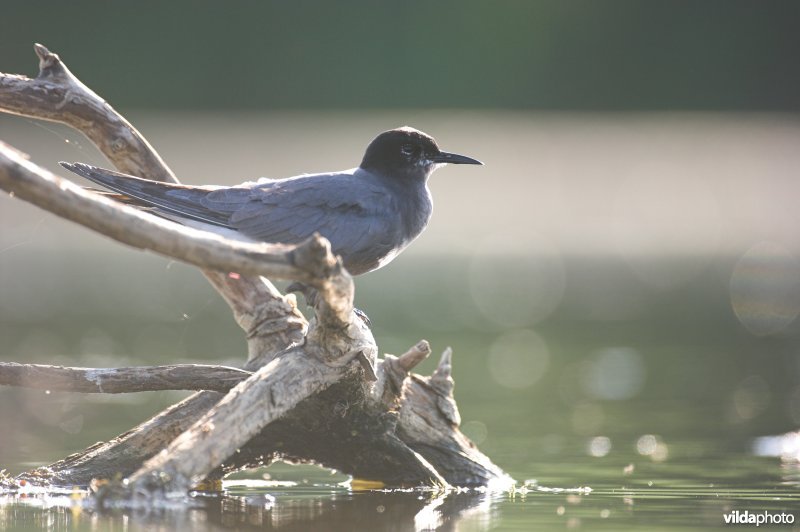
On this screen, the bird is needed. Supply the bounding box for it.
[60,126,482,276]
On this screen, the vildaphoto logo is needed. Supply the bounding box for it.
[723,510,795,526]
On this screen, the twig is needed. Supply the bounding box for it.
[0,362,251,394]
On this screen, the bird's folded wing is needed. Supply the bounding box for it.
[60,163,397,258]
[60,162,230,227]
[205,175,396,256]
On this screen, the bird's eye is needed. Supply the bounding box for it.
[400,144,416,157]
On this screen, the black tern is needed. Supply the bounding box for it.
[60,127,482,275]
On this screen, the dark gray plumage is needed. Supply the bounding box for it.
[60,127,482,275]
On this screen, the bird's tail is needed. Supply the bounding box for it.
[60,162,231,227]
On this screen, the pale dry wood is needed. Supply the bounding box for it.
[19,328,319,487]
[0,362,251,394]
[202,272,306,361]
[374,340,432,408]
[396,349,512,486]
[128,349,352,494]
[0,44,176,183]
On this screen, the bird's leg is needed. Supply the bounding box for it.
[286,281,319,307]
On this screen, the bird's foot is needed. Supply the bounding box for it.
[287,282,318,306]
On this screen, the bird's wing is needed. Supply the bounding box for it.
[60,162,230,227]
[204,172,397,255]
[61,163,397,259]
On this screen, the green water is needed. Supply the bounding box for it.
[1,446,798,530]
[2,110,800,529]
[1,253,799,530]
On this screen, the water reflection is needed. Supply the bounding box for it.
[0,484,502,532]
[3,458,800,532]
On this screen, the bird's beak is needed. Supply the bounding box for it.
[430,151,483,165]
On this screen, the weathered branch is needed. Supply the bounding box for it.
[0,44,175,182]
[127,349,354,495]
[396,349,511,486]
[0,46,364,491]
[0,362,251,394]
[376,340,432,408]
[202,272,306,361]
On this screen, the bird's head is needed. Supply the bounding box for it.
[360,126,482,180]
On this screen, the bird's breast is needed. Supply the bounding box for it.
[399,184,433,243]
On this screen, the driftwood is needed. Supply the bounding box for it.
[0,44,512,502]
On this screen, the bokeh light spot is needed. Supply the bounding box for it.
[730,241,800,336]
[729,375,771,423]
[487,329,549,389]
[582,347,646,401]
[636,434,669,462]
[587,436,612,457]
[636,434,658,455]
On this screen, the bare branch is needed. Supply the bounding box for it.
[375,340,431,408]
[0,44,175,182]
[202,272,307,361]
[398,340,432,371]
[0,362,250,394]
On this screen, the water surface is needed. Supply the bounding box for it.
[2,114,800,529]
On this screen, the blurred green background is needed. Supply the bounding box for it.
[2,2,800,529]
[2,1,800,111]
